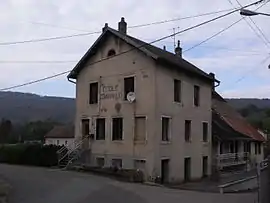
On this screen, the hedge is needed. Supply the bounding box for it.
[0,144,62,167]
[81,166,145,183]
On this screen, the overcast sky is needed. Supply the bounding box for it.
[0,0,270,98]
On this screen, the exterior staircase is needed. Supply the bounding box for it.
[57,136,90,169]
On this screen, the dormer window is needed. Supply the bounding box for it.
[107,49,116,57]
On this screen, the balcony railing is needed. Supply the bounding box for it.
[215,152,250,168]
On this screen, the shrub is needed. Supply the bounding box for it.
[0,144,61,167]
[82,166,144,183]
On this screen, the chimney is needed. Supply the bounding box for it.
[163,46,166,51]
[102,23,108,33]
[175,40,182,57]
[209,72,215,91]
[118,17,127,34]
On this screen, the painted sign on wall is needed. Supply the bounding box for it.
[100,84,122,100]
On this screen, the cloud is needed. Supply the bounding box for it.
[0,0,270,98]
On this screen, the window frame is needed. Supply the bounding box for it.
[134,116,147,142]
[185,120,192,142]
[174,79,181,103]
[96,118,106,140]
[161,116,171,142]
[96,157,105,167]
[124,76,135,101]
[202,122,208,142]
[89,82,99,104]
[194,85,200,107]
[112,117,123,141]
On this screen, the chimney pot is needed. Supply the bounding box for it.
[175,40,182,57]
[102,23,108,32]
[118,17,127,34]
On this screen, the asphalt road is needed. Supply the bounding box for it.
[0,164,257,203]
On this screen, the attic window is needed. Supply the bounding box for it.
[107,49,116,57]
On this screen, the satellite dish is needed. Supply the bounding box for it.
[127,92,136,103]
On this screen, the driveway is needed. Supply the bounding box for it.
[0,164,256,203]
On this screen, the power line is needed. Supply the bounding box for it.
[183,0,269,53]
[0,8,243,46]
[23,8,236,33]
[0,0,264,91]
[227,0,270,49]
[0,60,77,64]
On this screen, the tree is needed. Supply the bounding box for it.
[0,119,13,143]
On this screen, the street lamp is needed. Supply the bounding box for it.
[240,9,270,17]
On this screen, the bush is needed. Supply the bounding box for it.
[0,144,61,167]
[82,166,144,183]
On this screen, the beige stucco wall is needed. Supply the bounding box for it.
[154,65,212,182]
[74,34,212,182]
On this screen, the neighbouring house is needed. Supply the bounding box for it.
[44,125,74,149]
[67,17,219,183]
[212,91,265,171]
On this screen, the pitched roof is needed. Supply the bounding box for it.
[212,91,265,142]
[68,27,218,84]
[44,125,74,139]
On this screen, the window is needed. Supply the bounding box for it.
[185,120,191,142]
[184,157,191,181]
[162,117,170,141]
[202,122,208,142]
[258,143,261,155]
[96,118,105,140]
[244,141,251,153]
[135,117,146,141]
[255,143,258,155]
[112,118,123,140]
[202,156,208,177]
[124,77,134,100]
[89,82,98,104]
[57,140,60,145]
[174,79,181,102]
[112,159,122,168]
[82,119,90,137]
[194,85,200,107]
[96,157,105,167]
[134,160,146,173]
[107,49,116,57]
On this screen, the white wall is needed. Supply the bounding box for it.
[45,138,74,149]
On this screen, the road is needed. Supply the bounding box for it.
[0,164,256,203]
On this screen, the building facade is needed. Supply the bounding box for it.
[68,18,217,183]
[212,92,265,171]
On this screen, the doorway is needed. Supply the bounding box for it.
[202,156,208,177]
[161,159,169,184]
[184,157,191,182]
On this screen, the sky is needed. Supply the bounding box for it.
[0,0,270,98]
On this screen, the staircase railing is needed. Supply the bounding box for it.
[57,136,90,166]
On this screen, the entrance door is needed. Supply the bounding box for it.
[202,156,208,177]
[161,159,169,184]
[184,157,191,182]
[81,119,90,149]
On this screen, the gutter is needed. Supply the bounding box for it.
[68,78,76,84]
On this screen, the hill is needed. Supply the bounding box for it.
[0,91,75,124]
[226,98,270,109]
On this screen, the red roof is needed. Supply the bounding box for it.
[212,92,265,142]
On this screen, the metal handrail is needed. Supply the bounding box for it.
[58,136,89,163]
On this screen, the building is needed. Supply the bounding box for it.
[44,125,74,149]
[212,92,265,171]
[67,17,219,183]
